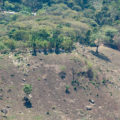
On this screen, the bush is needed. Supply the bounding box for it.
[0,42,6,51]
[65,85,70,94]
[4,39,16,50]
[9,30,30,41]
[87,68,94,80]
[61,38,73,52]
[23,84,32,95]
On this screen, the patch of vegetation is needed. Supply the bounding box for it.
[33,116,43,120]
[87,68,95,80]
[60,65,66,72]
[59,71,66,79]
[65,85,70,94]
[0,0,120,54]
[23,84,32,95]
[38,77,41,81]
[6,115,16,120]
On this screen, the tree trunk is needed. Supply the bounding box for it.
[96,45,99,54]
[2,0,5,7]
[33,48,37,56]
[32,43,37,56]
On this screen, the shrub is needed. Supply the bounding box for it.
[0,42,6,51]
[61,38,73,52]
[60,65,66,71]
[87,68,94,80]
[59,71,66,79]
[65,85,70,94]
[23,84,32,95]
[9,30,30,41]
[4,39,16,50]
[87,61,93,68]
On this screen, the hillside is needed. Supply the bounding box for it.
[0,0,120,53]
[0,44,120,120]
[0,0,120,120]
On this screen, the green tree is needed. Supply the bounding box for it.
[38,40,49,54]
[113,33,120,50]
[52,29,63,54]
[91,30,107,53]
[61,37,73,52]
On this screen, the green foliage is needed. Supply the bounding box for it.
[0,0,120,53]
[23,84,32,95]
[87,61,93,69]
[4,39,16,50]
[4,1,15,10]
[9,30,30,41]
[113,33,120,50]
[0,42,6,51]
[60,65,66,71]
[65,85,70,94]
[61,37,73,52]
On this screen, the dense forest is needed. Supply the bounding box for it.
[0,0,120,54]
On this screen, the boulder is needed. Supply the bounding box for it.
[1,109,8,115]
[86,106,92,111]
[89,99,95,104]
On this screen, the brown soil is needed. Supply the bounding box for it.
[0,44,120,120]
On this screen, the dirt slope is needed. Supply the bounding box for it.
[0,44,120,120]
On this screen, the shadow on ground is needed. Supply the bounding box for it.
[90,50,111,62]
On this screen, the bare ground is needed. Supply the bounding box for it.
[0,44,120,120]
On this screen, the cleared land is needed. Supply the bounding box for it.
[0,44,120,120]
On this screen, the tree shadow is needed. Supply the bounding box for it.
[90,50,111,62]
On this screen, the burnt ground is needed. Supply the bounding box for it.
[0,44,120,120]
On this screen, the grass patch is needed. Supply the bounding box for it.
[33,115,43,120]
[60,65,66,72]
[7,116,16,120]
[38,77,41,81]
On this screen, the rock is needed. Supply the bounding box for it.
[86,106,92,111]
[29,94,32,98]
[7,89,12,93]
[44,78,47,81]
[89,99,95,104]
[6,106,11,109]
[1,109,8,115]
[22,78,26,82]
[27,64,30,66]
[24,73,28,76]
[46,111,50,115]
